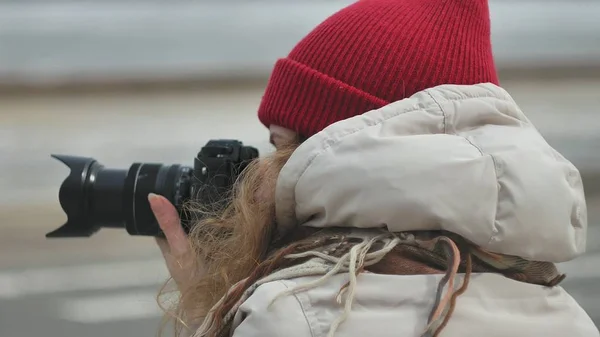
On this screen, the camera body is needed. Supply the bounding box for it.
[47,139,259,238]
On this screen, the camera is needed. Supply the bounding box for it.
[47,139,259,238]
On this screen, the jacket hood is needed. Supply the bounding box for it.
[275,83,587,263]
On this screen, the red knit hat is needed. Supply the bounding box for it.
[258,0,499,138]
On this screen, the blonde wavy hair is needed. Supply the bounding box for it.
[157,140,299,337]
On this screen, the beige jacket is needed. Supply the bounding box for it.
[227,83,598,337]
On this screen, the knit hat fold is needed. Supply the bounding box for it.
[258,58,390,138]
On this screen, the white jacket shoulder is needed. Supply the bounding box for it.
[231,280,313,337]
[229,273,599,337]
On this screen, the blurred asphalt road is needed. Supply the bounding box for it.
[0,78,599,337]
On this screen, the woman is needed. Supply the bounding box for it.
[150,0,599,336]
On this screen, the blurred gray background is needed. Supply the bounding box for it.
[1,1,599,336]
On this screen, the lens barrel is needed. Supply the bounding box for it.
[47,155,191,238]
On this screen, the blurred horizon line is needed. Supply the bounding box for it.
[1,65,600,96]
[1,1,599,90]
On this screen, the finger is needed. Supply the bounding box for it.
[155,237,171,255]
[148,193,189,256]
[155,237,179,268]
[155,237,189,287]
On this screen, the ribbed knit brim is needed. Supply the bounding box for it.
[258,58,389,138]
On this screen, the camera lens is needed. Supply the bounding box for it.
[122,163,191,236]
[48,155,192,238]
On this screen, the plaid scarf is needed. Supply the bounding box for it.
[193,228,564,337]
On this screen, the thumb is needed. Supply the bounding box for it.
[148,193,189,256]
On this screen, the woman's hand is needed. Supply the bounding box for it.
[148,193,197,289]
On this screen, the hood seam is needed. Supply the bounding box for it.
[425,89,447,134]
[425,87,502,246]
[459,135,501,243]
